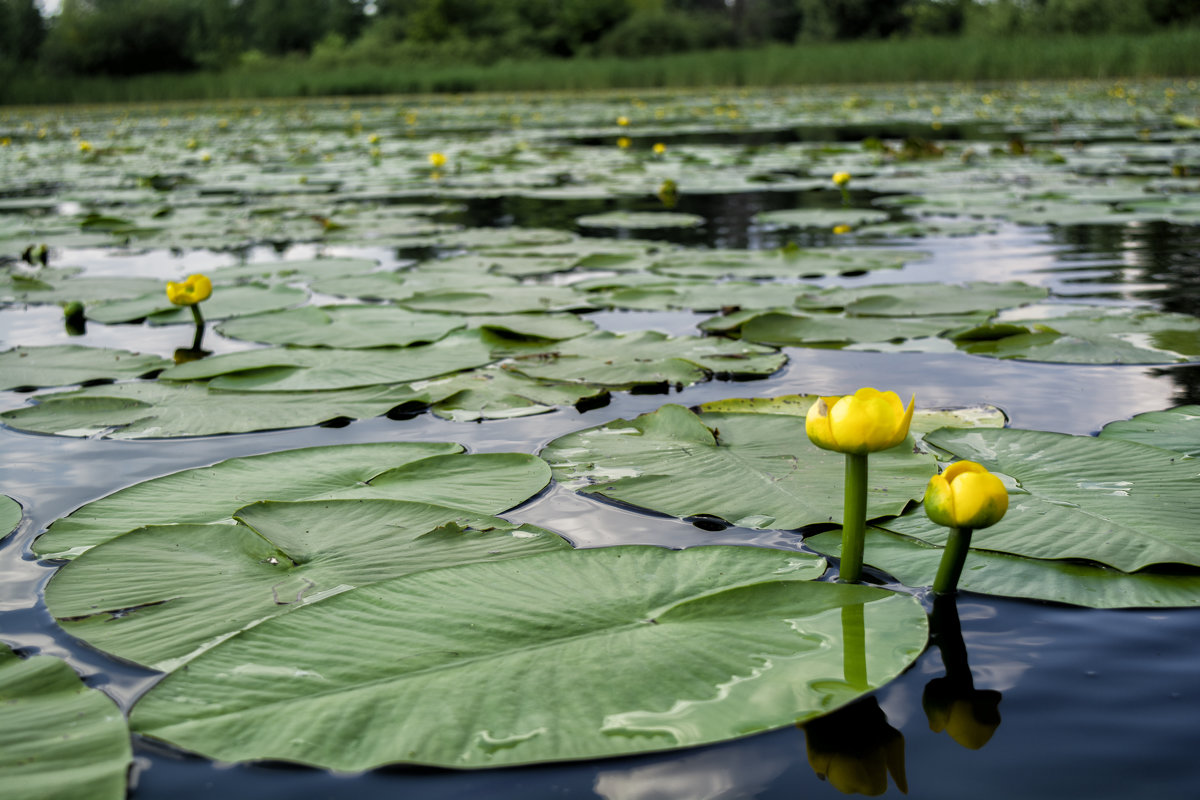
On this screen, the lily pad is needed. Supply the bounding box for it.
[883,426,1200,572]
[1099,405,1200,457]
[808,527,1200,609]
[695,395,1007,438]
[205,257,380,283]
[398,286,592,315]
[160,331,495,391]
[33,443,550,559]
[410,366,608,421]
[0,345,170,390]
[0,381,426,439]
[575,211,705,229]
[216,305,465,348]
[46,499,570,671]
[1,275,162,305]
[1,495,19,543]
[754,208,890,229]
[952,306,1200,364]
[130,545,929,770]
[310,270,516,303]
[0,643,131,800]
[506,331,786,389]
[541,404,936,529]
[88,283,308,325]
[811,281,1049,317]
[704,309,986,347]
[650,248,924,279]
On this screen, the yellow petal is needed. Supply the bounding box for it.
[805,395,841,452]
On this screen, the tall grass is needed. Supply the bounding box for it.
[3,29,1197,106]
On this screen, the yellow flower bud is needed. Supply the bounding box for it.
[832,171,851,187]
[616,115,630,127]
[652,142,666,155]
[165,274,212,306]
[428,152,447,168]
[805,388,914,455]
[832,224,853,235]
[924,461,1008,530]
[617,136,631,149]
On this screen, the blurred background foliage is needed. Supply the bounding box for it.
[0,0,1196,101]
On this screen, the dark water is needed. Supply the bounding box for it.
[3,189,1200,798]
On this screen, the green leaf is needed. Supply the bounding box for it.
[953,306,1200,364]
[411,366,608,421]
[87,283,308,325]
[311,270,516,303]
[0,643,131,800]
[650,248,923,279]
[706,309,985,347]
[0,345,170,390]
[160,331,495,391]
[130,546,928,770]
[1099,405,1200,457]
[1,495,20,543]
[216,305,465,348]
[814,281,1049,317]
[808,527,1200,609]
[47,499,570,671]
[542,404,936,529]
[205,257,379,283]
[506,331,786,389]
[575,211,705,229]
[886,426,1200,572]
[34,443,550,559]
[1,275,162,305]
[0,381,425,439]
[754,208,890,229]
[398,286,592,315]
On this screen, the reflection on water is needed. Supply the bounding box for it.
[924,596,1003,751]
[801,698,907,796]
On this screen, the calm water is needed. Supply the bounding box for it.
[3,186,1200,798]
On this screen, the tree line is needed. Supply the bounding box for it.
[1,0,1197,78]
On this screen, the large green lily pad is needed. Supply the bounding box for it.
[541,404,936,529]
[575,211,705,229]
[952,306,1200,364]
[398,286,592,315]
[0,345,170,390]
[310,270,516,302]
[216,305,464,348]
[1098,405,1200,457]
[130,545,929,770]
[704,309,986,347]
[33,443,549,559]
[810,281,1049,317]
[506,331,786,389]
[409,365,609,421]
[47,499,570,671]
[650,248,924,279]
[0,643,131,800]
[885,426,1200,572]
[807,527,1200,609]
[205,257,380,283]
[88,283,308,325]
[159,331,495,390]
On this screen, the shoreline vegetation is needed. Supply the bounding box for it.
[3,29,1198,107]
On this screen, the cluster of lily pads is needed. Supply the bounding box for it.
[2,79,1200,798]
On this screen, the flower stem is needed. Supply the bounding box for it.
[190,304,206,350]
[933,526,974,595]
[840,452,868,583]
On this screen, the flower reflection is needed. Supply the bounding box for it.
[923,595,1003,750]
[801,698,907,796]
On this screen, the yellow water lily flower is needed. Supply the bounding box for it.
[428,152,447,168]
[652,142,666,155]
[832,171,851,187]
[617,136,631,149]
[165,274,212,306]
[616,115,630,127]
[806,387,914,455]
[832,224,853,234]
[78,140,93,153]
[924,461,1008,530]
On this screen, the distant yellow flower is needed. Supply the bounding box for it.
[652,142,666,155]
[186,138,199,150]
[832,171,851,188]
[428,152,447,168]
[166,274,212,306]
[616,115,630,127]
[0,137,10,147]
[832,224,853,235]
[368,133,380,144]
[617,137,631,150]
[201,152,211,163]
[806,387,914,455]
[78,140,92,153]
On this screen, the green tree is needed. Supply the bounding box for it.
[0,0,45,64]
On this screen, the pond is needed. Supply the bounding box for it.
[2,81,1200,798]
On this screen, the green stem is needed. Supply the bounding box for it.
[840,452,868,583]
[933,526,974,595]
[190,304,206,350]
